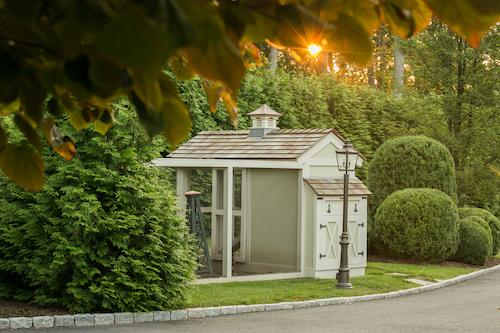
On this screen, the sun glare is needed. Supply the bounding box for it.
[307,43,322,56]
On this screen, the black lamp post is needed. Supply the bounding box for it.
[335,140,359,289]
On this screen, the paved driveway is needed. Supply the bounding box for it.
[24,269,500,333]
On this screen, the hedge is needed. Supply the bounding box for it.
[367,136,457,217]
[0,103,197,313]
[374,188,459,260]
[458,207,500,255]
[454,217,492,266]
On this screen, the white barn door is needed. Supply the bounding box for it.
[316,197,365,270]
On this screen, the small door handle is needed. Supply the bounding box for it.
[319,253,326,259]
[358,222,365,227]
[358,251,364,256]
[327,204,331,213]
[354,203,358,212]
[320,224,327,229]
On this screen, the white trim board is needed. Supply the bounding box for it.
[153,158,303,169]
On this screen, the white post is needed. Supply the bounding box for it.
[222,166,234,277]
[211,169,218,257]
[176,168,190,217]
[297,169,304,273]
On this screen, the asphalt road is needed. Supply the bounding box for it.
[24,269,500,333]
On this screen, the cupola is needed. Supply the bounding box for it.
[247,104,282,137]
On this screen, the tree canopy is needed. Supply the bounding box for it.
[0,0,499,191]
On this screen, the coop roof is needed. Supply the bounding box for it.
[167,129,345,160]
[304,177,372,196]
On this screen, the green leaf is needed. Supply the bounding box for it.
[378,0,431,38]
[46,97,64,118]
[0,99,21,116]
[94,5,173,75]
[0,50,21,103]
[424,0,500,47]
[0,143,45,191]
[4,0,42,22]
[132,72,162,110]
[183,12,245,93]
[130,92,164,137]
[169,54,196,80]
[19,73,46,126]
[201,80,225,113]
[221,91,238,127]
[319,0,380,34]
[94,109,115,136]
[89,56,129,98]
[14,114,42,152]
[161,98,191,147]
[0,125,7,151]
[325,14,373,66]
[58,93,89,131]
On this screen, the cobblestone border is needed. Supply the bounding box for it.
[1,264,499,330]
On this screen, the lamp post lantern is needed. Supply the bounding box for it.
[335,140,359,289]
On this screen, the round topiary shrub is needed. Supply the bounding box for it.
[458,207,500,255]
[368,136,457,216]
[374,188,459,260]
[463,216,492,256]
[454,217,492,265]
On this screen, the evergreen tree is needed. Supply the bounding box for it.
[0,101,196,312]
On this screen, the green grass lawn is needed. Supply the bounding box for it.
[495,252,500,259]
[187,262,475,308]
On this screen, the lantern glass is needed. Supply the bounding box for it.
[336,141,358,172]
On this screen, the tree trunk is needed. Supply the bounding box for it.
[393,45,404,96]
[375,28,386,89]
[268,47,278,73]
[455,37,466,137]
[367,66,375,86]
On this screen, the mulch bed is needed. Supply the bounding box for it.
[0,299,67,318]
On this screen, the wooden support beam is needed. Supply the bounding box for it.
[176,168,190,217]
[222,166,234,277]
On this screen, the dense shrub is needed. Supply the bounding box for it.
[374,188,459,260]
[367,136,457,216]
[0,103,196,312]
[458,207,500,255]
[454,217,492,265]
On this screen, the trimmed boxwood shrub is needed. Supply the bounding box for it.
[368,136,457,216]
[374,188,459,260]
[458,207,500,255]
[0,104,196,313]
[454,217,492,265]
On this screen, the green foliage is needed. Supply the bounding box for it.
[459,207,500,254]
[367,136,457,216]
[0,0,498,191]
[453,216,492,266]
[403,23,500,214]
[0,104,196,312]
[374,188,459,261]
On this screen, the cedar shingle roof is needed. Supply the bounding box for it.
[247,104,282,116]
[168,129,343,159]
[304,177,372,196]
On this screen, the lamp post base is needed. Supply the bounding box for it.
[335,282,353,289]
